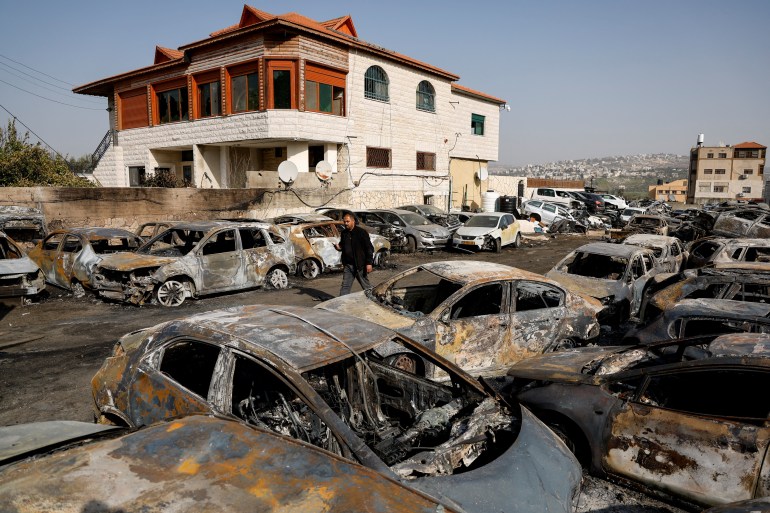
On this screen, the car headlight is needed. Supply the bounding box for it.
[419,231,432,238]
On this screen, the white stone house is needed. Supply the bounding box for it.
[74,5,505,211]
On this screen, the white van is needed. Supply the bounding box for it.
[528,188,582,209]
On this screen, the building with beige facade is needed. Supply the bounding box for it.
[74,5,505,211]
[649,179,687,202]
[686,141,766,205]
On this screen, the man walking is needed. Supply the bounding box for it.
[335,212,374,296]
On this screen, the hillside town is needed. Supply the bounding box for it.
[1,4,769,513]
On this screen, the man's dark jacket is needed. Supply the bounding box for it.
[340,225,374,270]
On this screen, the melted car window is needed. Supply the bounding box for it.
[559,252,628,280]
[159,340,220,398]
[239,228,267,249]
[202,230,237,255]
[451,283,504,319]
[383,269,462,315]
[143,229,206,257]
[516,281,563,311]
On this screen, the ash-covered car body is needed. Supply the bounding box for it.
[0,415,457,513]
[0,230,45,299]
[0,205,46,248]
[506,334,770,508]
[281,220,390,279]
[135,221,177,242]
[451,212,521,252]
[546,242,665,324]
[712,207,770,238]
[92,220,295,306]
[687,237,770,268]
[624,298,770,345]
[319,261,602,377]
[396,204,462,234]
[364,208,451,253]
[624,214,669,235]
[620,234,688,273]
[639,263,770,323]
[27,227,143,293]
[90,304,582,513]
[269,212,333,225]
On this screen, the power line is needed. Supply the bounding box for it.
[0,60,74,92]
[0,103,69,161]
[0,79,104,110]
[0,64,103,105]
[0,53,74,86]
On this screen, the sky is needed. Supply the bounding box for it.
[1,0,768,167]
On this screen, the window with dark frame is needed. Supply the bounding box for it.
[366,147,391,168]
[471,114,485,135]
[416,80,435,112]
[197,80,221,117]
[231,72,259,113]
[715,169,726,175]
[309,145,324,168]
[416,151,436,171]
[364,66,389,102]
[707,152,714,158]
[719,152,727,158]
[305,63,346,116]
[156,86,188,124]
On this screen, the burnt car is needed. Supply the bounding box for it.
[639,263,770,323]
[624,214,669,235]
[0,230,45,299]
[711,207,770,238]
[320,208,408,251]
[687,237,770,269]
[27,227,143,294]
[269,212,333,225]
[623,298,770,345]
[396,204,462,234]
[0,415,456,513]
[92,221,295,306]
[0,205,46,248]
[546,242,665,325]
[360,209,451,253]
[319,261,602,377]
[135,221,177,241]
[620,234,688,273]
[505,334,770,508]
[282,220,391,279]
[91,304,582,513]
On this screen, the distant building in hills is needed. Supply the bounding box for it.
[686,140,766,204]
[649,179,687,202]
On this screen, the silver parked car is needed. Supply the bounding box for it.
[522,200,577,226]
[0,230,45,299]
[546,242,666,324]
[365,209,451,253]
[396,204,462,234]
[92,221,295,306]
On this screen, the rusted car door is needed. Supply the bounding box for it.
[603,367,770,505]
[55,234,84,287]
[196,229,245,293]
[239,227,273,285]
[307,223,341,268]
[126,339,222,427]
[628,253,656,316]
[510,280,569,353]
[433,281,512,376]
[33,233,65,286]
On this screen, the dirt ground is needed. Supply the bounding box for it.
[0,232,684,513]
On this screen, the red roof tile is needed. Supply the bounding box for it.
[154,46,183,64]
[451,84,506,105]
[734,141,767,149]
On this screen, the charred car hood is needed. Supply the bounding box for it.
[546,270,618,299]
[317,292,417,330]
[507,346,621,383]
[96,252,178,271]
[0,257,39,275]
[0,421,120,462]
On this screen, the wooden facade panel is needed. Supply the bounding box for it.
[119,88,149,129]
[299,37,348,70]
[264,33,300,56]
[187,35,265,73]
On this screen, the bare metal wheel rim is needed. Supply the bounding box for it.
[267,269,289,289]
[156,280,186,307]
[300,259,320,279]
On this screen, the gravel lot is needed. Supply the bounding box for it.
[0,232,684,512]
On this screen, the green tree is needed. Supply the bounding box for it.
[0,120,95,187]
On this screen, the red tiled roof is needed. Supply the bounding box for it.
[451,84,506,105]
[321,15,357,37]
[154,46,184,64]
[734,141,766,149]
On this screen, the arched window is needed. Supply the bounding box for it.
[416,80,435,112]
[364,66,389,102]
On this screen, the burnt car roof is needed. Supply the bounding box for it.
[571,242,653,258]
[667,298,770,318]
[156,304,404,372]
[48,227,142,239]
[161,220,273,231]
[404,260,548,285]
[622,234,680,245]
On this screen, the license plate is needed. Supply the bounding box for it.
[461,241,476,245]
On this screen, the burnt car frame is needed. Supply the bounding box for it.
[0,205,46,248]
[91,304,582,513]
[546,242,665,324]
[620,234,687,273]
[318,261,602,377]
[321,208,408,251]
[0,415,457,513]
[624,214,669,235]
[361,208,451,253]
[506,334,770,508]
[0,230,45,299]
[27,227,143,294]
[92,220,295,306]
[711,207,770,238]
[396,204,462,234]
[281,220,390,279]
[687,237,770,268]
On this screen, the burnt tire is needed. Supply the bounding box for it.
[155,279,187,307]
[494,237,502,253]
[405,236,417,254]
[265,268,289,289]
[298,259,321,280]
[374,249,390,268]
[544,418,590,467]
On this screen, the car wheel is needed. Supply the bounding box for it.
[546,419,590,466]
[512,232,521,248]
[298,259,321,279]
[155,279,187,307]
[265,268,289,289]
[374,249,390,268]
[494,238,502,253]
[405,236,417,253]
[553,337,577,351]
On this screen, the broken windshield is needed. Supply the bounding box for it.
[376,268,463,315]
[558,252,628,280]
[139,228,206,257]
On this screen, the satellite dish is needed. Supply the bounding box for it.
[315,160,333,181]
[277,161,299,185]
[475,167,488,181]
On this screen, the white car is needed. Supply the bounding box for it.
[600,194,628,210]
[522,200,576,226]
[620,207,646,224]
[452,212,520,252]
